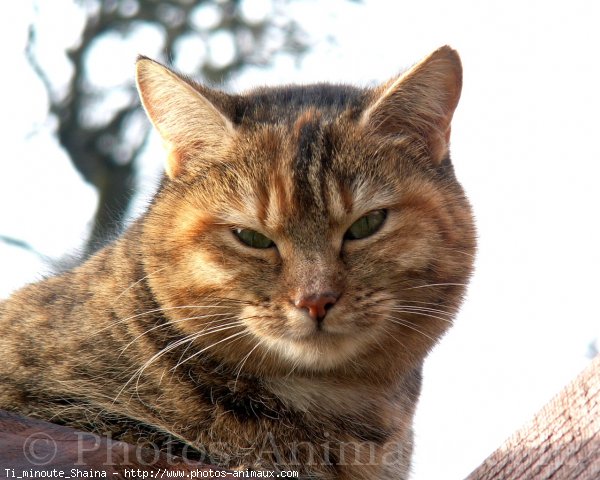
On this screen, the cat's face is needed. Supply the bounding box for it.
[137,47,476,374]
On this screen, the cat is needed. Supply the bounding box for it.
[0,46,476,479]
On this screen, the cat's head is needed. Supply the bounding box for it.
[135,46,475,376]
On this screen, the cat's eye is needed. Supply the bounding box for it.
[233,228,275,249]
[344,210,387,241]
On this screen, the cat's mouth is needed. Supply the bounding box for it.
[277,331,370,370]
[239,304,375,369]
[302,319,354,337]
[287,311,356,341]
[271,320,375,369]
[291,327,345,342]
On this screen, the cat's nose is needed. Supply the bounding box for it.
[294,292,339,323]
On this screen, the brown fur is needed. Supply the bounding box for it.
[0,46,476,479]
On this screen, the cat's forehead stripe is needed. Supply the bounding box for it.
[293,111,321,183]
[292,110,329,212]
[336,176,354,214]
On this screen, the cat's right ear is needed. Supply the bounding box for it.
[135,56,236,179]
[360,46,462,165]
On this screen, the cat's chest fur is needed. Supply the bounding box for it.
[266,374,417,422]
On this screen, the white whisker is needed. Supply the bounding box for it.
[394,304,454,316]
[391,309,453,324]
[114,266,169,302]
[402,282,467,290]
[371,312,436,342]
[170,330,250,372]
[94,303,240,335]
[120,313,237,353]
[114,321,245,404]
[233,340,263,391]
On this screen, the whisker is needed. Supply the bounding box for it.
[170,330,250,372]
[402,282,467,290]
[120,313,238,353]
[156,314,258,380]
[393,304,454,316]
[396,299,454,308]
[233,339,263,392]
[390,308,453,324]
[434,246,477,259]
[371,312,436,342]
[285,358,300,379]
[172,318,247,372]
[114,322,245,403]
[114,266,169,302]
[138,325,244,400]
[93,303,240,336]
[392,305,454,320]
[380,325,406,349]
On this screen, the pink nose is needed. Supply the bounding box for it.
[294,292,339,322]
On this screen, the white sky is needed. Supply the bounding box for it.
[1,1,600,479]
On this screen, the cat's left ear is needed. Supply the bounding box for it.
[361,45,462,164]
[135,56,236,179]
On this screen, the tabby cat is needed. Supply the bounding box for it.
[0,46,475,479]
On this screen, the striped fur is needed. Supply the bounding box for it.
[0,46,475,479]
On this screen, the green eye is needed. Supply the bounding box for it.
[345,210,387,240]
[234,228,275,249]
